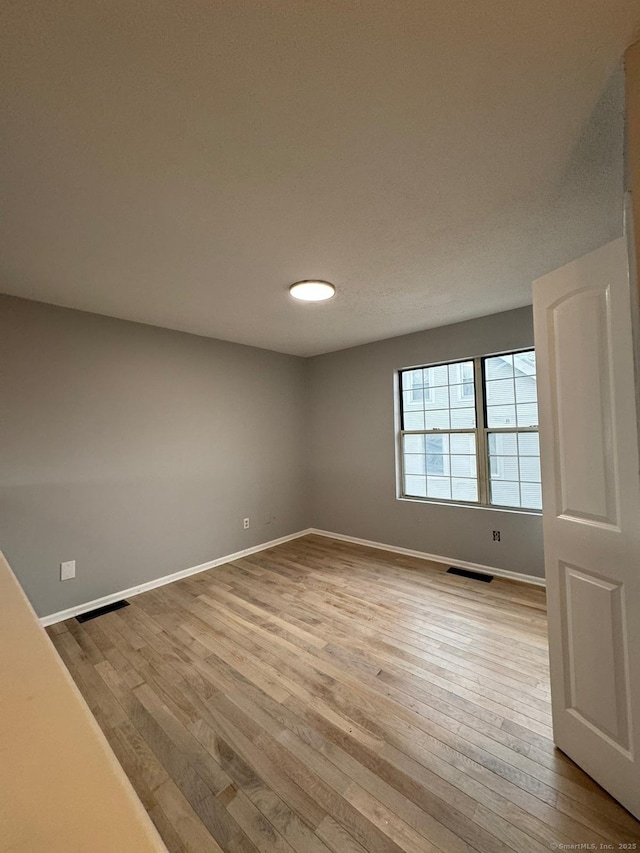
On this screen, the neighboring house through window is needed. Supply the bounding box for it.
[406,367,433,404]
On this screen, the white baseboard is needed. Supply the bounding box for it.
[40,525,544,626]
[308,528,546,587]
[39,529,314,627]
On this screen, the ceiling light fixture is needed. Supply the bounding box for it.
[289,280,336,302]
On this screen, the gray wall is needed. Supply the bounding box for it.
[307,306,545,578]
[1,297,544,620]
[0,295,308,616]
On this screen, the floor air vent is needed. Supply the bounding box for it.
[447,567,493,583]
[76,600,130,622]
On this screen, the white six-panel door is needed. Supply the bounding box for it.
[533,237,640,818]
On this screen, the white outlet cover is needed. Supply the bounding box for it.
[60,560,76,580]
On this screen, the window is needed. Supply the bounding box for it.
[399,349,541,510]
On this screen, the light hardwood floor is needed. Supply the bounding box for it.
[47,534,640,852]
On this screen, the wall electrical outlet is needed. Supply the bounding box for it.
[60,560,76,580]
[492,530,501,542]
[243,517,250,530]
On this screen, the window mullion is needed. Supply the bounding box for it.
[474,356,490,505]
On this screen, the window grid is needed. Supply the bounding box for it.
[399,349,540,511]
[486,428,542,509]
[401,431,479,503]
[488,429,523,507]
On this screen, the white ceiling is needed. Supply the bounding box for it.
[1,2,639,356]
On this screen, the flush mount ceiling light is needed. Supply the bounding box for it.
[289,280,336,302]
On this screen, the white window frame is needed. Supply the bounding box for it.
[397,349,541,513]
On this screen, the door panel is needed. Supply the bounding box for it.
[533,237,640,818]
[562,563,630,750]
[549,288,617,524]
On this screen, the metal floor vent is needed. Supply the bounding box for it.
[76,600,130,622]
[447,567,493,583]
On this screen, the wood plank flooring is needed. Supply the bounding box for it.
[47,534,640,852]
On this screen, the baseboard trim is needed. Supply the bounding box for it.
[308,528,546,587]
[40,525,544,625]
[39,529,314,627]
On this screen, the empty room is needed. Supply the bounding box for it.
[2,3,640,851]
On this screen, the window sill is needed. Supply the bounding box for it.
[397,495,542,516]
